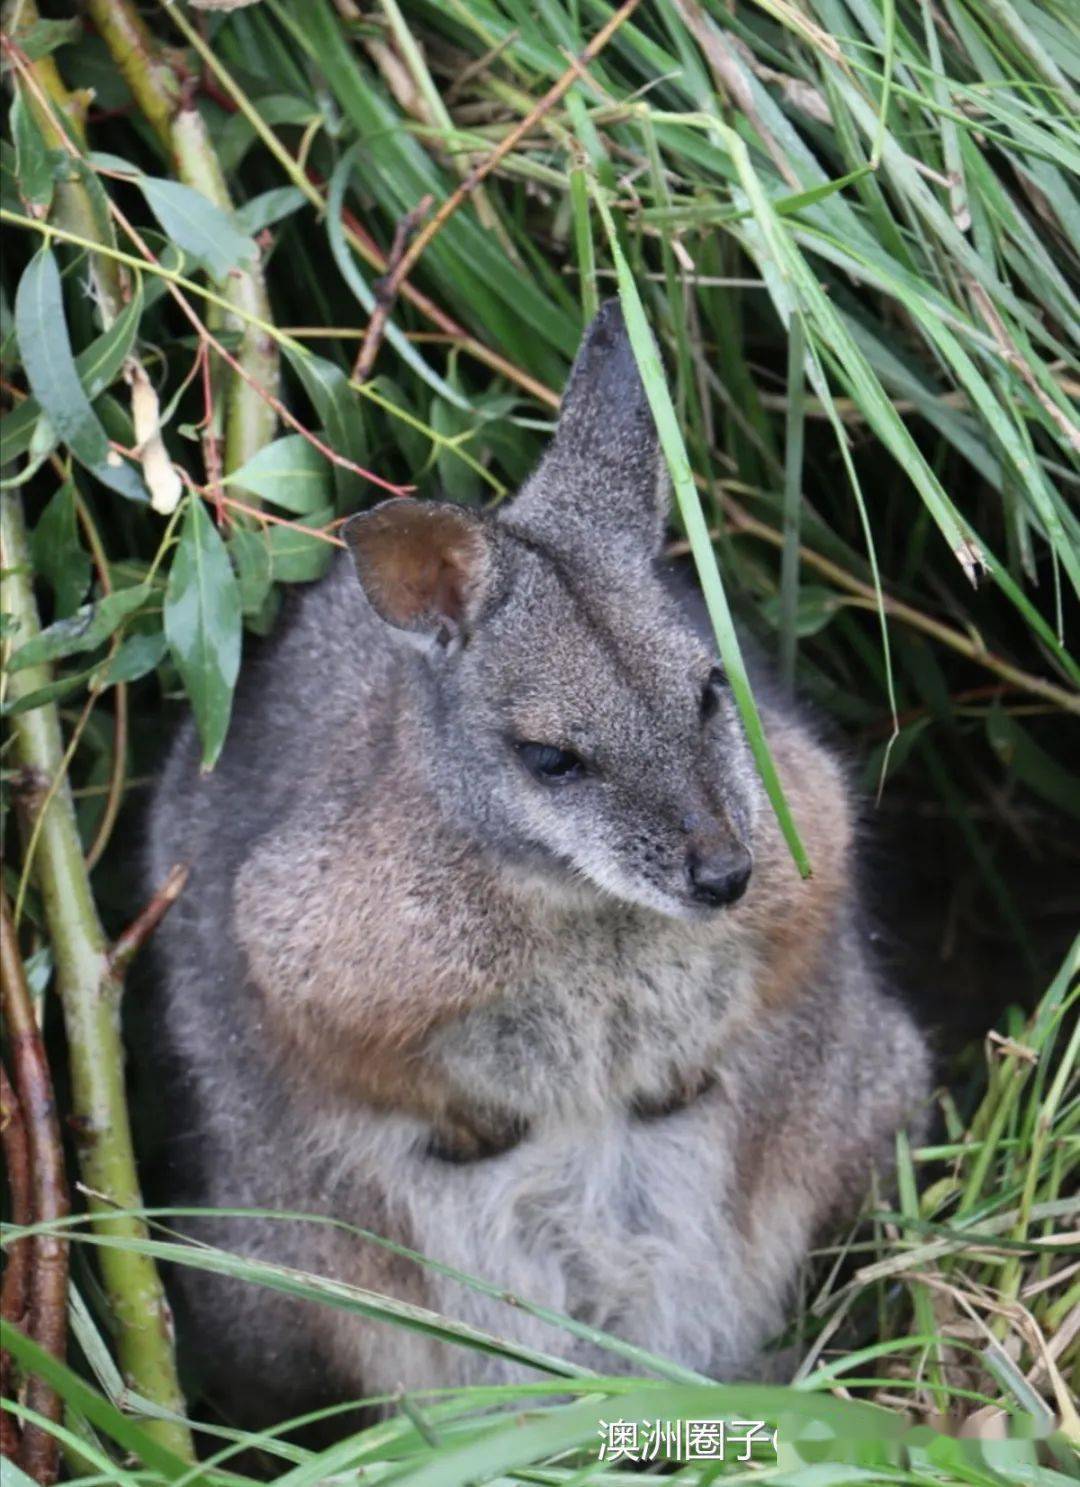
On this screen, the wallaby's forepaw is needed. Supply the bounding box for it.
[424,1109,529,1164]
[630,1068,717,1122]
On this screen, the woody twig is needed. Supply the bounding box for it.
[353,194,435,383]
[109,865,190,984]
[0,892,69,1487]
[0,1065,32,1463]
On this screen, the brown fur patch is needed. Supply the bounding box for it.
[740,709,852,1011]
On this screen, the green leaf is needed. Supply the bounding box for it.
[0,410,54,489]
[0,1322,191,1482]
[140,175,257,284]
[0,276,144,462]
[8,16,82,64]
[223,434,332,514]
[228,527,273,616]
[11,89,53,215]
[5,584,151,673]
[761,585,841,638]
[95,628,168,686]
[283,344,368,509]
[0,1456,41,1487]
[234,184,308,235]
[164,499,242,769]
[374,375,429,472]
[431,397,482,506]
[986,709,1080,822]
[89,157,258,285]
[267,506,336,583]
[31,480,92,618]
[13,247,147,503]
[0,667,94,717]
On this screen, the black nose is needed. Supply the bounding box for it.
[687,846,752,907]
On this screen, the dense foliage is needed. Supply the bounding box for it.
[1,0,1077,1482]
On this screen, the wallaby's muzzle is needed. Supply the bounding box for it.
[686,843,753,908]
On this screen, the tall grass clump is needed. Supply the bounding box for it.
[1,0,1077,1481]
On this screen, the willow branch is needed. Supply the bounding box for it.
[0,893,68,1486]
[0,1064,31,1464]
[353,194,434,383]
[85,0,279,502]
[0,490,194,1464]
[109,865,189,983]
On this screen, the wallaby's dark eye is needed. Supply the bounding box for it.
[700,665,728,723]
[514,740,585,784]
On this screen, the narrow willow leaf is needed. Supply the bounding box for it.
[283,344,369,509]
[10,89,53,215]
[234,184,307,235]
[229,527,273,616]
[30,480,91,618]
[10,15,82,63]
[223,434,332,514]
[267,506,336,583]
[0,415,54,489]
[164,500,242,769]
[5,584,151,673]
[0,275,144,461]
[431,397,482,506]
[13,247,147,503]
[139,176,257,284]
[0,667,94,717]
[87,156,258,284]
[95,629,168,687]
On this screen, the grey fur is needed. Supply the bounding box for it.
[143,302,930,1420]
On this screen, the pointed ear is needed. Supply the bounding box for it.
[506,300,668,557]
[344,499,495,647]
[556,299,657,461]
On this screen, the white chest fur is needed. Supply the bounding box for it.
[326,1084,811,1393]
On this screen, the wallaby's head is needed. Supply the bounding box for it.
[345,302,760,919]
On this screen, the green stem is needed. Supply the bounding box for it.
[1,491,194,1462]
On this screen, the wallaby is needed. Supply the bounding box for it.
[144,302,930,1423]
